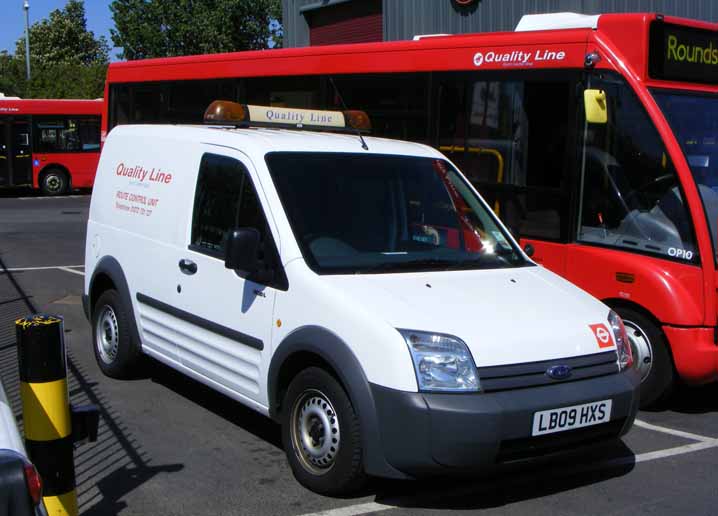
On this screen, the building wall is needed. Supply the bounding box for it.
[283,0,718,48]
[385,0,718,41]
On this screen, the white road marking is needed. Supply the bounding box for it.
[298,421,718,516]
[634,418,714,442]
[298,503,394,516]
[57,267,85,276]
[633,439,718,463]
[2,265,84,272]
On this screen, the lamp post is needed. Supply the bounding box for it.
[24,0,31,81]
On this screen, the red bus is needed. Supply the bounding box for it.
[103,12,718,407]
[0,98,102,195]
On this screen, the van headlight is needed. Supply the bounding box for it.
[398,329,480,392]
[608,310,634,371]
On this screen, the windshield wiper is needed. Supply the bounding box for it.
[354,249,523,274]
[355,258,457,273]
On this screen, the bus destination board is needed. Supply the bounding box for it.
[649,21,718,84]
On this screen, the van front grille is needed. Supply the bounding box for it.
[477,351,619,393]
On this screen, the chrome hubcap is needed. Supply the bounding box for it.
[290,389,340,474]
[96,306,119,364]
[623,319,653,382]
[45,175,62,193]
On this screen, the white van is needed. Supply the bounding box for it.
[84,102,639,494]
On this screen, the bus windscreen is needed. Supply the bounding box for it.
[649,21,718,85]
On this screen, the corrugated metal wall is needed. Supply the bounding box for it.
[384,0,718,41]
[284,0,718,48]
[282,0,314,48]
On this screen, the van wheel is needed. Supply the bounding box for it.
[281,367,367,495]
[40,168,69,196]
[616,307,674,409]
[92,289,142,378]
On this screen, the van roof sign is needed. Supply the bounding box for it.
[203,100,371,133]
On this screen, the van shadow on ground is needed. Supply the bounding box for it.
[147,355,637,509]
[0,257,183,515]
[662,383,718,414]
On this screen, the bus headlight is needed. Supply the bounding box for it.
[608,311,634,371]
[398,329,480,392]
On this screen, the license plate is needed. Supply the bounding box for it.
[531,400,612,436]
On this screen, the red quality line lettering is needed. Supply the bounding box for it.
[116,162,173,184]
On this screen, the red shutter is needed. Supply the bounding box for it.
[307,0,383,46]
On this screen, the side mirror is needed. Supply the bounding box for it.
[523,243,535,257]
[225,228,261,275]
[584,89,608,124]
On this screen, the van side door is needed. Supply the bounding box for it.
[171,149,282,410]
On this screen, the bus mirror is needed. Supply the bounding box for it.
[584,89,608,124]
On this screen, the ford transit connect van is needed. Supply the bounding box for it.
[84,103,640,494]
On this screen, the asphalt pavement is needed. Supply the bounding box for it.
[0,192,716,515]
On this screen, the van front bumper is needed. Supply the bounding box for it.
[370,369,640,477]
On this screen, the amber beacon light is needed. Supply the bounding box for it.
[204,100,249,125]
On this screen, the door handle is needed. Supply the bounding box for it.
[179,259,197,275]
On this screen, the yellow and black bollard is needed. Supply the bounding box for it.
[16,315,78,516]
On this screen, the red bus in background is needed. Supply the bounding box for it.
[0,98,102,195]
[103,12,718,407]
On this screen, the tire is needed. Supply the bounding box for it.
[281,367,367,495]
[92,289,142,378]
[616,307,674,409]
[40,168,69,196]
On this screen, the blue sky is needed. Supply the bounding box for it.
[1,0,119,58]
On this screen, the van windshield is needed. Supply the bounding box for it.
[266,152,528,274]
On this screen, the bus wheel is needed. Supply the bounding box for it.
[281,367,367,495]
[616,307,674,409]
[92,289,142,378]
[40,168,69,196]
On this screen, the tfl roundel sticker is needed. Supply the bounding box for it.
[589,324,614,348]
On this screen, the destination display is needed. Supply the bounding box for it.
[649,21,718,84]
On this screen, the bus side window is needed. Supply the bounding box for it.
[34,116,101,153]
[129,85,166,124]
[110,84,130,129]
[434,73,573,242]
[327,73,430,144]
[244,76,323,109]
[166,79,238,123]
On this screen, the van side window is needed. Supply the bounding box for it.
[190,153,283,279]
[191,153,248,255]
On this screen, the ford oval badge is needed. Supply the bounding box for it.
[546,364,572,380]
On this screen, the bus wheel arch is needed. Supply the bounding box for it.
[39,165,71,195]
[604,298,675,408]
